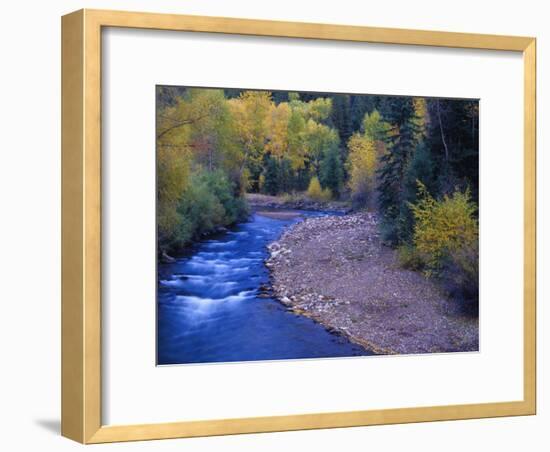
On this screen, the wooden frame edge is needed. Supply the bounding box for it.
[523,38,537,414]
[61,9,85,443]
[62,8,103,443]
[86,400,534,444]
[86,8,534,50]
[61,9,537,444]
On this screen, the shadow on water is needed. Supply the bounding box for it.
[157,211,372,365]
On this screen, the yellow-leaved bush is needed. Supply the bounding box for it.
[306,176,332,202]
[409,181,478,276]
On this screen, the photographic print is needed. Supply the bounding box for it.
[156,86,479,365]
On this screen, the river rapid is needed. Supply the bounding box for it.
[157,211,371,365]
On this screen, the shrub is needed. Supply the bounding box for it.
[200,169,249,224]
[321,188,333,202]
[281,191,303,204]
[177,175,225,240]
[409,181,478,276]
[306,176,322,198]
[165,169,249,251]
[397,244,424,271]
[440,240,479,306]
[306,176,332,202]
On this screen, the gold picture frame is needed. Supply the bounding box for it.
[61,9,536,444]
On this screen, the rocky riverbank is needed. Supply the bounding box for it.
[266,212,479,355]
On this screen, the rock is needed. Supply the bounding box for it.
[161,251,176,263]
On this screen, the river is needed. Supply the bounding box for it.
[157,211,372,365]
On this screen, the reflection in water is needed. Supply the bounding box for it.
[157,212,371,365]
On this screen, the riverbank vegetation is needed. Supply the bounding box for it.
[157,86,479,305]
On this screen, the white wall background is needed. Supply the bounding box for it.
[0,0,547,450]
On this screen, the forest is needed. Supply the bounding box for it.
[157,86,479,304]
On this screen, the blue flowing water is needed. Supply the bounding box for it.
[157,211,371,365]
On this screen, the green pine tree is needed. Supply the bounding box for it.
[262,156,280,195]
[320,146,343,197]
[377,97,421,245]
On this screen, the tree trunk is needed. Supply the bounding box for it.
[436,100,449,162]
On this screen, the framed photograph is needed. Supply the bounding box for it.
[61,9,536,443]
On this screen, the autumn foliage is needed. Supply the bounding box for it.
[407,181,479,302]
[156,87,479,306]
[156,88,347,253]
[409,181,478,273]
[306,176,332,202]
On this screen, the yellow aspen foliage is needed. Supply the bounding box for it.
[228,91,272,174]
[409,181,478,275]
[306,176,332,202]
[289,95,332,122]
[157,145,190,242]
[306,176,322,198]
[265,102,291,159]
[286,108,307,170]
[346,133,378,206]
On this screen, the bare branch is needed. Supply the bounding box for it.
[156,112,210,140]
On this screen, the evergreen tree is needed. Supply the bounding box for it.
[330,95,352,143]
[377,97,421,245]
[262,155,280,195]
[271,90,289,104]
[279,158,292,193]
[320,146,344,197]
[157,86,189,108]
[425,99,479,202]
[350,95,374,133]
[399,142,437,243]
